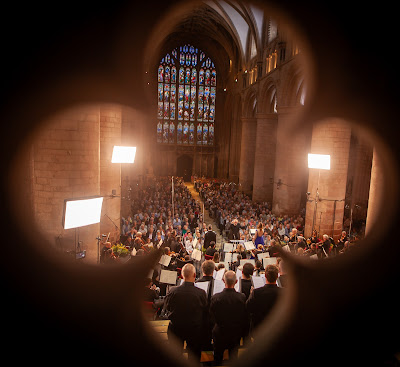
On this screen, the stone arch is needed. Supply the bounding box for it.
[279,63,306,107]
[242,87,258,118]
[259,79,278,114]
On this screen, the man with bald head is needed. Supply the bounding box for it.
[163,263,207,362]
[209,270,249,365]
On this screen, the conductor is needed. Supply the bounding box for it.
[229,218,240,240]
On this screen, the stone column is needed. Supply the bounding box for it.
[365,149,383,235]
[304,119,351,241]
[272,106,310,215]
[99,104,122,243]
[32,104,101,263]
[238,117,257,193]
[252,113,278,203]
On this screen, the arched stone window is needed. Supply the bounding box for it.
[157,44,216,146]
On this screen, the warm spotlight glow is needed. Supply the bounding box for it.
[63,196,104,229]
[308,153,331,170]
[111,146,136,163]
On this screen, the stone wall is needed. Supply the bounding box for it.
[304,119,351,241]
[31,104,123,263]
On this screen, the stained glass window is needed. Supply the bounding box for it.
[157,44,216,145]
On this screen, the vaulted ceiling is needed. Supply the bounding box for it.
[145,0,267,85]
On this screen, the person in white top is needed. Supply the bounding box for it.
[185,232,194,254]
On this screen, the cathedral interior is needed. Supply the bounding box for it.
[1,0,399,366]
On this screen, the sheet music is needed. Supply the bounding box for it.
[215,268,226,280]
[224,243,235,252]
[131,248,137,256]
[252,276,266,289]
[244,241,255,251]
[249,229,256,235]
[192,237,198,249]
[159,254,172,267]
[310,254,318,260]
[262,257,277,268]
[234,279,240,292]
[195,281,209,294]
[160,269,177,285]
[157,239,163,249]
[236,268,242,279]
[240,259,255,266]
[282,244,290,252]
[212,279,225,295]
[257,252,270,259]
[191,248,202,261]
[224,253,238,263]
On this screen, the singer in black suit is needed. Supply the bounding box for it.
[210,270,249,365]
[204,225,217,249]
[164,263,207,362]
[246,264,283,333]
[195,260,216,350]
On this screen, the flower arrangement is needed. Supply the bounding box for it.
[112,243,130,257]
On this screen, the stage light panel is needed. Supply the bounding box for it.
[111,146,136,163]
[308,153,331,170]
[63,196,104,229]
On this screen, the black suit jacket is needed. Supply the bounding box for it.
[164,282,207,330]
[210,288,249,342]
[204,230,217,249]
[241,278,252,301]
[229,224,240,240]
[246,284,282,329]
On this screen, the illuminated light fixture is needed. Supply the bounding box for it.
[111,146,136,163]
[308,153,331,170]
[63,196,104,230]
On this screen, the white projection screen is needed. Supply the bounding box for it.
[62,196,104,230]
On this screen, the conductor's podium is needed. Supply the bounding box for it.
[149,319,246,365]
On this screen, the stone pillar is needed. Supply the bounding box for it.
[32,104,101,263]
[365,149,383,235]
[99,104,122,243]
[238,117,257,193]
[252,113,278,203]
[304,119,351,241]
[272,106,310,215]
[346,132,373,221]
